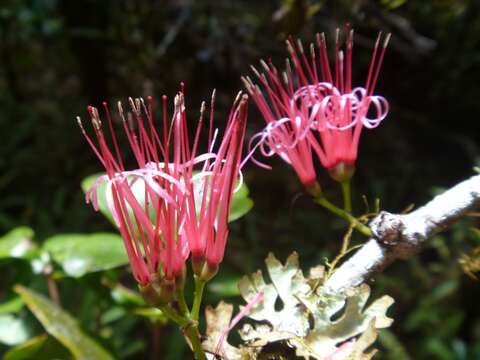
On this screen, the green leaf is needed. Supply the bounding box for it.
[132,307,168,322]
[43,233,128,277]
[30,252,52,275]
[165,325,187,360]
[0,314,31,345]
[0,296,24,314]
[110,284,144,306]
[0,227,37,259]
[3,334,48,360]
[81,174,115,226]
[100,306,127,325]
[4,335,73,360]
[14,285,114,360]
[378,329,411,360]
[228,182,254,222]
[191,172,254,222]
[208,274,242,297]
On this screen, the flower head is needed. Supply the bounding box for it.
[244,28,390,184]
[77,86,247,287]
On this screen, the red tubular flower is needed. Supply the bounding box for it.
[183,92,248,278]
[77,87,248,287]
[242,64,317,188]
[244,28,390,184]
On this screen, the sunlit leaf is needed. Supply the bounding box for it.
[191,173,253,223]
[30,251,52,275]
[110,284,144,306]
[0,227,37,259]
[81,174,115,226]
[132,307,168,322]
[208,274,242,297]
[15,285,114,360]
[0,314,31,345]
[43,233,128,277]
[228,182,254,222]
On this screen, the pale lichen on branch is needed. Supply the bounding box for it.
[326,174,480,293]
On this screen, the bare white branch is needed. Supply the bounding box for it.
[325,174,480,293]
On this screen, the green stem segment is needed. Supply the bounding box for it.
[159,305,189,327]
[176,286,190,317]
[315,195,372,237]
[191,276,206,321]
[160,304,206,359]
[188,276,208,359]
[341,180,352,213]
[185,325,207,360]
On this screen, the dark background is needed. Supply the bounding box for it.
[1,0,480,359]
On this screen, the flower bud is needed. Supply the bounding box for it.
[305,181,322,197]
[328,162,355,183]
[191,255,205,277]
[199,261,219,282]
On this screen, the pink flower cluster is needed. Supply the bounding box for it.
[78,29,390,288]
[243,29,390,186]
[78,88,247,286]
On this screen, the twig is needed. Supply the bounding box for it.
[325,174,480,293]
[46,271,61,307]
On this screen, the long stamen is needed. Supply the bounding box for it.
[103,102,124,170]
[346,29,353,93]
[335,28,340,89]
[208,89,216,151]
[369,33,391,96]
[77,116,107,169]
[365,32,382,94]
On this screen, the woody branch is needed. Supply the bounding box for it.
[325,173,480,293]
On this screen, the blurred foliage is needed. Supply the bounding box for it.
[15,285,115,360]
[459,229,480,280]
[0,0,479,359]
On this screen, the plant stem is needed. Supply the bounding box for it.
[191,276,206,321]
[315,195,372,237]
[45,272,61,306]
[160,304,206,359]
[159,305,189,327]
[326,225,354,278]
[176,286,190,317]
[184,324,207,360]
[341,180,352,213]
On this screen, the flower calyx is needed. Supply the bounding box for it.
[139,274,176,307]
